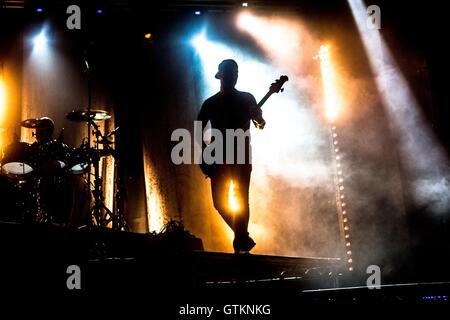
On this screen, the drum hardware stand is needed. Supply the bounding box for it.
[88,121,128,231]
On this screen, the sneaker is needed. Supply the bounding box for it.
[233,236,256,254]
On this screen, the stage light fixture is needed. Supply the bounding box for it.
[144,33,152,39]
[36,8,44,13]
[242,2,249,7]
[96,9,103,14]
[194,11,201,15]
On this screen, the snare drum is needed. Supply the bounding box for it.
[1,142,34,179]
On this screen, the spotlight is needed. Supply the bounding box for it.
[96,9,103,14]
[349,266,354,271]
[242,2,249,7]
[194,11,201,15]
[33,30,47,51]
[36,8,44,13]
[144,33,152,39]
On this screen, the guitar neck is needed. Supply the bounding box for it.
[257,91,273,109]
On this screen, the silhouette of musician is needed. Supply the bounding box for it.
[197,59,265,253]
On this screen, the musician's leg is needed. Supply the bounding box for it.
[233,164,251,239]
[211,171,235,230]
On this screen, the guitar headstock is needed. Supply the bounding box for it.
[269,75,289,94]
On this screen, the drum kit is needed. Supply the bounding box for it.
[0,109,127,230]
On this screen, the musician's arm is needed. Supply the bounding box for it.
[248,96,266,129]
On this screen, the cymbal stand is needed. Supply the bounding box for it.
[88,121,127,230]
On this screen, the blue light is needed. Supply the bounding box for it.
[96,9,103,14]
[36,8,43,12]
[33,30,47,50]
[194,11,201,16]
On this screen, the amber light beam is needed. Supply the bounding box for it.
[316,45,339,122]
[0,78,5,124]
[0,76,6,150]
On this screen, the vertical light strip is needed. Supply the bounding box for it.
[317,45,353,271]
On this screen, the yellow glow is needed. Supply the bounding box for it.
[144,33,152,39]
[228,180,240,213]
[317,45,339,121]
[143,146,165,233]
[0,78,5,124]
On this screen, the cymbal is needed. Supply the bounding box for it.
[66,109,111,122]
[21,118,54,129]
